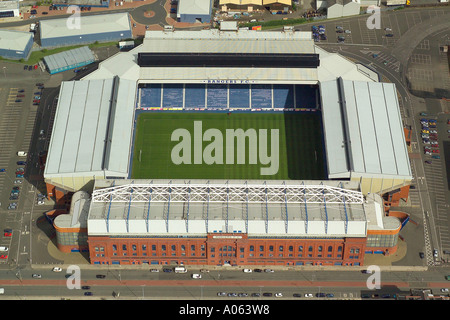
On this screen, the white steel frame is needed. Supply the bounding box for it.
[92,182,364,204]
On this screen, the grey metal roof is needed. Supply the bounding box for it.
[87,179,369,237]
[40,12,131,40]
[178,0,211,15]
[0,30,32,52]
[45,77,136,178]
[43,46,95,72]
[321,78,412,179]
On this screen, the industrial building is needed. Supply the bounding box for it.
[44,27,412,265]
[0,30,33,60]
[43,46,95,74]
[0,0,20,18]
[39,12,132,48]
[177,0,212,23]
[323,0,360,19]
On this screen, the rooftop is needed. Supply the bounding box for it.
[0,30,32,52]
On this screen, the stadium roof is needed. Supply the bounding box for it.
[321,78,412,180]
[87,179,370,237]
[40,12,131,40]
[0,30,32,52]
[45,77,136,183]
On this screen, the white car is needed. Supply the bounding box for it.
[344,30,351,33]
[275,293,283,297]
[37,200,45,205]
[243,269,252,273]
[150,269,159,272]
[441,288,449,293]
[192,273,202,279]
[52,267,62,272]
[264,269,274,273]
[0,247,8,252]
[14,180,22,184]
[305,293,313,298]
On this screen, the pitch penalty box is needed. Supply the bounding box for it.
[131,112,324,180]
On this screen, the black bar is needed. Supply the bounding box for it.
[138,52,320,68]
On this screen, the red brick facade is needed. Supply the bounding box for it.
[88,234,367,266]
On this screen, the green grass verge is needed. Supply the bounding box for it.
[131,112,326,180]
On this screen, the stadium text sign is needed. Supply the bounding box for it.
[171,121,279,175]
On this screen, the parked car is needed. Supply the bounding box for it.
[52,267,62,272]
[0,169,5,172]
[14,180,22,184]
[17,161,26,165]
[96,274,106,279]
[385,33,394,37]
[32,274,41,278]
[3,229,12,237]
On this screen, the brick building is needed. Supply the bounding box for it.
[54,180,401,266]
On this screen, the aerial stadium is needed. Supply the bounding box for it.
[45,25,412,266]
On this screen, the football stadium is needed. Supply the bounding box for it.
[45,26,413,266]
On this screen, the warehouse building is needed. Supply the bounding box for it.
[39,12,132,48]
[325,0,360,19]
[43,46,95,74]
[177,0,212,23]
[0,30,33,60]
[0,0,20,18]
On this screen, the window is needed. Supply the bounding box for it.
[162,245,166,251]
[259,246,264,252]
[152,245,156,251]
[338,246,342,252]
[279,246,284,252]
[250,246,254,252]
[142,245,147,251]
[289,246,293,252]
[112,245,117,251]
[299,246,303,252]
[181,245,185,251]
[328,246,333,252]
[308,246,313,252]
[122,244,127,251]
[191,245,195,251]
[171,245,176,251]
[132,245,137,251]
[269,246,274,252]
[318,246,323,252]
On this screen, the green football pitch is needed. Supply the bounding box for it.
[131,112,326,180]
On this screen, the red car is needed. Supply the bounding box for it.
[3,230,12,237]
[33,100,40,103]
[0,255,8,259]
[432,149,440,153]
